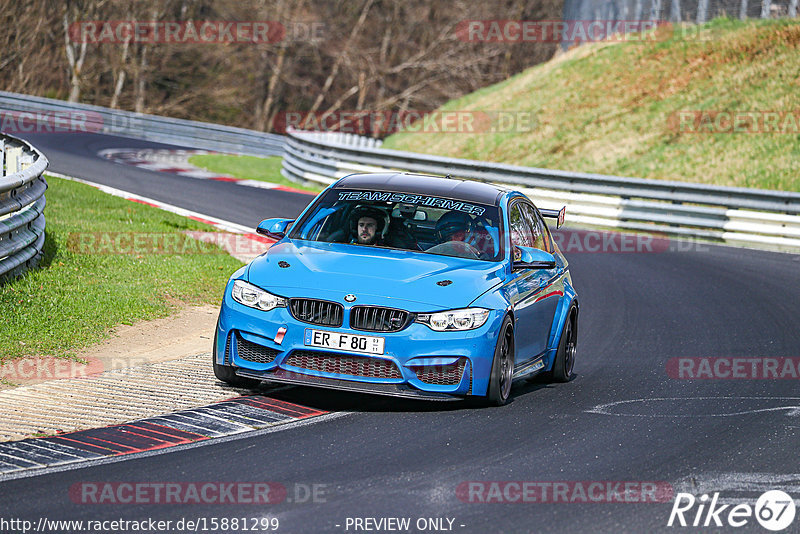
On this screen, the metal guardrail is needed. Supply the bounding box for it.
[0,134,48,280]
[0,91,285,157]
[282,130,800,252]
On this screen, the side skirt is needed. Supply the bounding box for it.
[512,349,554,380]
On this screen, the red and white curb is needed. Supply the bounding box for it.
[98,148,314,195]
[0,395,327,476]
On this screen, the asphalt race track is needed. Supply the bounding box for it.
[20,132,310,227]
[3,132,800,533]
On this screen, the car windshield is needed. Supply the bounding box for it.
[288,188,503,261]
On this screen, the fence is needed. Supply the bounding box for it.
[282,130,800,252]
[0,134,49,279]
[561,0,798,46]
[0,91,284,157]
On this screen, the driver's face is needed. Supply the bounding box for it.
[357,216,378,244]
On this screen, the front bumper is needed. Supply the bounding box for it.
[215,285,505,398]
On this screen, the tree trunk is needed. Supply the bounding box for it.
[697,0,709,23]
[63,11,88,102]
[135,46,148,113]
[649,0,663,21]
[761,0,772,18]
[257,47,286,132]
[110,36,130,109]
[670,0,682,22]
[302,0,374,128]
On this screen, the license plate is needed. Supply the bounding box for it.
[304,329,385,355]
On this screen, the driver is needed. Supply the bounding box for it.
[349,206,386,245]
[435,211,494,257]
[435,211,475,243]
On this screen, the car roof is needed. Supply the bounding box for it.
[333,173,508,206]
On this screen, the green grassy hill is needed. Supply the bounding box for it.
[383,18,800,191]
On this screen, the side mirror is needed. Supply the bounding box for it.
[513,246,556,270]
[256,218,294,240]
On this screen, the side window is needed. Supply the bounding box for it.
[521,204,549,252]
[509,203,534,249]
[542,224,553,253]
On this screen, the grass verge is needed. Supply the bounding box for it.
[0,175,242,362]
[383,18,800,191]
[188,154,322,193]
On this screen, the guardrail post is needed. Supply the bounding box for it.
[6,146,21,175]
[20,154,34,170]
[0,140,4,176]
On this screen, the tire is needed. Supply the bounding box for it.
[549,307,577,383]
[212,328,261,388]
[485,315,515,406]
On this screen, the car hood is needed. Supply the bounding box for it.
[245,240,505,309]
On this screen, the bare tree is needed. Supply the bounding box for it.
[254,0,294,131]
[63,1,91,102]
[109,32,130,109]
[1,0,564,135]
[302,0,374,128]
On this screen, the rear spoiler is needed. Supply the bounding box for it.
[539,206,566,229]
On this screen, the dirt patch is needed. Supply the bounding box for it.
[0,304,219,390]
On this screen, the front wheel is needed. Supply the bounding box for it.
[485,315,515,406]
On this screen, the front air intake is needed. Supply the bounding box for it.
[289,298,343,327]
[350,306,411,332]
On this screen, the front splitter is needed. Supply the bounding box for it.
[236,368,462,402]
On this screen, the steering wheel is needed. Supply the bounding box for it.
[427,240,482,259]
[459,241,483,259]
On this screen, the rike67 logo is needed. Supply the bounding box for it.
[668,490,796,531]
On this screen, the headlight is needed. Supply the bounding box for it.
[415,308,490,331]
[231,280,287,311]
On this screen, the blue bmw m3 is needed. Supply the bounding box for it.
[214,172,578,405]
